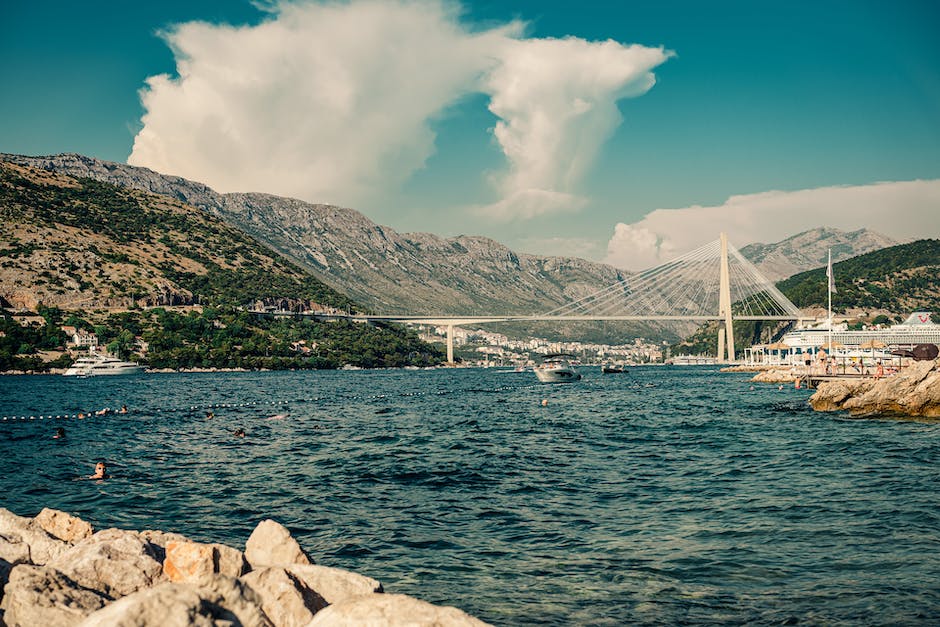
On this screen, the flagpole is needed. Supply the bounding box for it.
[827,248,833,351]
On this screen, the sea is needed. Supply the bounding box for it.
[3,366,939,625]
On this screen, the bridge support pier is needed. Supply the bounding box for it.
[446,325,454,365]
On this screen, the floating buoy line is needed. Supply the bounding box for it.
[0,381,544,423]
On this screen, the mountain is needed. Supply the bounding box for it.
[739,227,899,281]
[0,162,443,371]
[0,153,627,316]
[777,239,940,314]
[0,161,351,312]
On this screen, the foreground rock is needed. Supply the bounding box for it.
[0,509,491,626]
[309,593,490,626]
[2,564,109,626]
[809,359,940,418]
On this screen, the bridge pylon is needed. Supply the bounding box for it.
[718,232,735,362]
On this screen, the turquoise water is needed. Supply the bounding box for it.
[3,367,940,625]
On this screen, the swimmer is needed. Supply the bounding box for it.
[118,405,128,414]
[541,399,549,406]
[205,411,215,420]
[53,427,66,439]
[89,461,109,480]
[233,428,246,438]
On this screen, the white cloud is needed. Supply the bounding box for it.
[130,0,518,205]
[604,180,940,271]
[479,37,671,220]
[129,0,669,217]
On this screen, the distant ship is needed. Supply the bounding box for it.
[781,311,940,351]
[63,354,146,377]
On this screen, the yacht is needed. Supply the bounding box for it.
[63,354,146,377]
[535,354,582,383]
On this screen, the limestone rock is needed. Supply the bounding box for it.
[287,563,383,605]
[35,508,94,543]
[751,369,798,383]
[0,508,68,565]
[137,529,191,563]
[212,542,249,578]
[308,593,491,626]
[241,567,327,626]
[79,576,273,627]
[48,528,164,598]
[0,564,109,627]
[161,540,249,584]
[163,541,215,584]
[810,360,940,418]
[244,519,312,569]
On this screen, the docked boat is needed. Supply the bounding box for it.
[535,354,581,383]
[63,354,146,377]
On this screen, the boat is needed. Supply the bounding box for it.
[602,363,626,374]
[63,354,146,377]
[535,354,582,383]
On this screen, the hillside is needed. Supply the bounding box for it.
[0,153,626,316]
[777,239,940,313]
[739,227,898,281]
[0,161,353,312]
[0,163,443,371]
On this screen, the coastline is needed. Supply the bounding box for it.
[807,359,940,419]
[0,508,489,626]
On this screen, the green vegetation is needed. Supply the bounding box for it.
[0,164,444,372]
[777,239,940,312]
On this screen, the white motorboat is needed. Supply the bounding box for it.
[535,354,581,383]
[63,354,146,377]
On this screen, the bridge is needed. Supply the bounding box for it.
[255,233,806,364]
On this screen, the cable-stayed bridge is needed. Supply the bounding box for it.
[255,234,805,363]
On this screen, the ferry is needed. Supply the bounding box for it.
[63,354,146,377]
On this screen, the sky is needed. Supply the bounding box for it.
[2,0,939,271]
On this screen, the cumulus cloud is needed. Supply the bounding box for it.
[129,0,669,216]
[479,37,671,220]
[130,0,516,205]
[604,180,940,271]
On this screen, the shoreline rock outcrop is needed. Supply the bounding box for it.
[809,359,940,418]
[0,509,488,626]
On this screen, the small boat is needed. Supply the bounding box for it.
[602,363,626,374]
[535,354,581,383]
[63,354,146,377]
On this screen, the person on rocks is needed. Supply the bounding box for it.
[89,461,110,479]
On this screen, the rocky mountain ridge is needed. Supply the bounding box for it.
[0,153,626,315]
[739,227,898,281]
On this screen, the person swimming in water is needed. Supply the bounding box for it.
[118,405,128,414]
[233,428,246,438]
[89,461,109,479]
[53,427,65,439]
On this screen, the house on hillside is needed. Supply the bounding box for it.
[61,325,98,348]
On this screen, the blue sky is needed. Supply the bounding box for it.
[2,1,939,269]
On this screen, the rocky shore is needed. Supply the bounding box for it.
[808,359,940,418]
[0,508,488,626]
